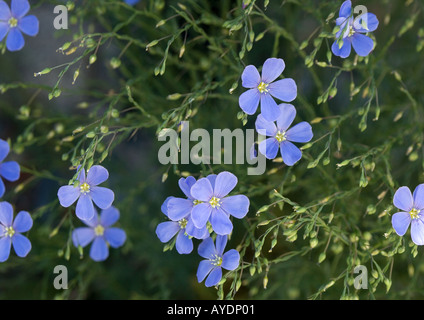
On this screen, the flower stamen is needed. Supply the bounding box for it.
[275,130,287,143]
[4,226,15,238]
[80,182,90,194]
[409,208,420,220]
[257,82,269,94]
[209,197,221,208]
[94,225,105,236]
[178,218,188,229]
[210,254,223,266]
[8,17,18,28]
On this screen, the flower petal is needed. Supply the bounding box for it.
[268,79,297,103]
[0,1,11,20]
[239,88,260,115]
[222,249,240,271]
[175,230,193,254]
[76,195,95,221]
[261,58,285,84]
[104,227,126,248]
[353,13,379,33]
[161,196,174,217]
[18,14,38,36]
[167,197,193,221]
[276,103,296,132]
[72,227,95,248]
[191,202,212,229]
[260,93,280,122]
[11,0,30,18]
[391,212,411,237]
[205,266,222,287]
[339,0,352,18]
[210,208,233,235]
[0,201,13,227]
[89,237,109,261]
[207,174,217,189]
[90,186,114,209]
[0,21,9,42]
[280,141,302,166]
[86,165,109,186]
[241,65,261,88]
[286,122,313,143]
[12,211,32,233]
[12,233,31,257]
[255,114,277,137]
[411,218,424,246]
[215,235,227,256]
[6,26,25,51]
[220,195,249,219]
[191,178,213,202]
[331,38,352,58]
[0,237,11,262]
[57,185,80,208]
[0,139,10,162]
[178,176,197,200]
[413,184,424,210]
[156,221,179,243]
[185,218,209,239]
[393,186,413,212]
[351,33,374,57]
[198,237,216,259]
[214,171,237,198]
[100,206,120,227]
[0,161,20,181]
[0,178,4,198]
[197,260,214,283]
[259,138,279,160]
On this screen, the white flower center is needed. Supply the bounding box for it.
[94,225,105,236]
[275,130,287,143]
[4,226,15,238]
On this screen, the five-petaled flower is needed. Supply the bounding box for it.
[0,139,20,198]
[189,172,250,236]
[239,58,297,122]
[197,235,240,287]
[0,201,32,262]
[72,206,126,262]
[255,103,313,166]
[392,185,424,246]
[58,165,115,221]
[0,0,39,52]
[331,0,379,58]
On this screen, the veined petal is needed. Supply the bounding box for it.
[331,38,352,58]
[0,139,10,162]
[175,230,193,254]
[206,174,217,190]
[178,176,196,200]
[11,233,31,257]
[0,22,9,42]
[222,249,240,271]
[215,235,227,256]
[339,0,352,18]
[100,206,120,227]
[214,171,237,198]
[156,221,179,243]
[391,212,411,237]
[241,65,261,88]
[413,184,424,210]
[220,195,249,219]
[185,218,209,240]
[89,237,109,261]
[18,14,38,36]
[411,218,424,246]
[261,58,285,83]
[76,195,95,221]
[286,122,313,143]
[11,0,30,19]
[260,93,280,122]
[57,185,80,207]
[0,1,11,21]
[191,178,213,202]
[210,208,233,235]
[280,141,302,166]
[6,27,25,51]
[72,227,95,248]
[0,201,14,227]
[191,203,212,229]
[90,186,114,209]
[197,260,214,283]
[198,237,216,259]
[0,237,11,262]
[104,227,126,248]
[86,165,109,186]
[205,266,222,287]
[161,196,174,217]
[268,79,297,103]
[12,211,32,233]
[239,88,260,115]
[393,186,413,212]
[276,103,296,132]
[0,161,20,181]
[255,114,277,137]
[259,138,279,160]
[351,33,374,57]
[167,197,193,221]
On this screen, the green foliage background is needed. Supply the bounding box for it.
[0,0,424,299]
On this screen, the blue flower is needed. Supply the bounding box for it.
[0,0,39,52]
[392,185,424,246]
[72,206,126,262]
[239,58,297,122]
[0,201,32,262]
[255,103,313,165]
[189,172,250,236]
[124,0,140,5]
[197,235,240,287]
[58,165,115,221]
[156,196,209,255]
[0,139,20,198]
[331,0,379,58]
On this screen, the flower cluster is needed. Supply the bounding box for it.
[58,165,125,261]
[156,171,247,286]
[0,138,20,198]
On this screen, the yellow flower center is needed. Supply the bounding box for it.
[193,200,202,206]
[210,254,223,266]
[80,182,90,194]
[348,25,355,37]
[257,82,269,94]
[209,197,221,208]
[178,218,188,229]
[275,130,287,143]
[8,17,18,28]
[4,226,15,238]
[409,208,420,220]
[94,225,105,236]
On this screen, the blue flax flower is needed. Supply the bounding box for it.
[190,172,250,236]
[197,235,240,287]
[255,103,313,166]
[124,0,140,5]
[58,165,115,221]
[392,185,424,245]
[156,196,209,254]
[72,206,126,262]
[0,201,32,262]
[331,0,379,58]
[0,0,39,51]
[0,139,20,198]
[239,58,297,122]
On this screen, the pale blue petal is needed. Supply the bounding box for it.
[353,13,379,33]
[205,266,222,287]
[6,27,24,51]
[86,165,109,186]
[351,33,374,57]
[280,141,302,166]
[90,186,114,209]
[178,176,196,200]
[261,58,285,84]
[0,201,13,227]
[261,93,280,122]
[191,178,213,201]
[57,185,80,207]
[0,139,10,162]
[18,14,38,36]
[215,235,227,256]
[0,178,4,198]
[0,161,20,181]
[156,221,179,243]
[12,211,32,233]
[100,206,119,227]
[268,79,297,103]
[167,197,192,221]
[175,230,193,254]
[391,212,411,237]
[72,227,95,248]
[259,138,279,159]
[255,114,277,137]
[89,237,109,261]
[393,186,413,212]
[220,195,249,219]
[413,184,424,210]
[239,88,260,115]
[185,218,209,239]
[411,218,424,246]
[241,65,261,88]
[214,171,238,198]
[12,233,31,257]
[197,260,214,283]
[222,249,240,271]
[198,237,216,259]
[76,195,95,221]
[331,38,352,58]
[276,103,296,132]
[191,203,212,229]
[161,196,174,217]
[11,0,30,18]
[0,237,11,262]
[0,22,9,42]
[206,174,217,190]
[104,227,126,248]
[0,1,11,20]
[339,0,352,18]
[210,208,233,235]
[286,122,313,143]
